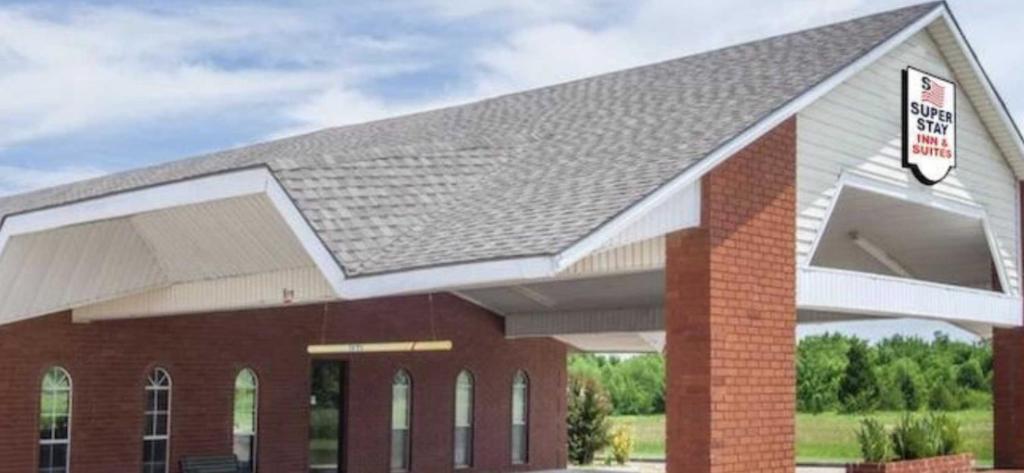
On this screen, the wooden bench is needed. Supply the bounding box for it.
[180,456,240,473]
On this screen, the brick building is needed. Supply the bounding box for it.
[1,3,1023,473]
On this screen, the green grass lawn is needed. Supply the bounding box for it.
[607,410,993,466]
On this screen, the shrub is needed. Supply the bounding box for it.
[891,414,939,460]
[928,381,960,411]
[931,413,963,455]
[957,359,986,391]
[567,372,612,465]
[609,425,633,465]
[856,417,890,463]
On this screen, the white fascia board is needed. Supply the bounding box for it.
[937,10,1024,166]
[0,168,270,248]
[553,4,945,272]
[798,266,1021,327]
[339,256,556,299]
[263,175,346,297]
[0,166,348,299]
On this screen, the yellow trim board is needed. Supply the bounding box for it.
[307,340,453,355]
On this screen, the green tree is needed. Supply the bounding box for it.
[839,339,880,412]
[567,372,612,465]
[603,355,664,415]
[797,333,850,413]
[892,358,927,411]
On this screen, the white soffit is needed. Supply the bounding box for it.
[0,167,346,324]
[0,218,168,323]
[554,332,664,353]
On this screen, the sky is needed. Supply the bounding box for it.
[1,0,1019,342]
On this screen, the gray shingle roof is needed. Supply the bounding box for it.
[0,3,940,276]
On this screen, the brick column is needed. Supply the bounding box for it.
[994,327,1024,468]
[993,182,1024,469]
[665,118,796,473]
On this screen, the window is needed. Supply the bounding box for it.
[511,370,529,465]
[143,368,171,473]
[390,370,411,472]
[234,369,258,473]
[453,370,474,468]
[39,367,71,473]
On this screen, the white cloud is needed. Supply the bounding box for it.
[0,4,425,150]
[274,86,477,138]
[408,0,607,22]
[1,0,1020,183]
[282,0,925,133]
[0,165,107,196]
[466,0,912,97]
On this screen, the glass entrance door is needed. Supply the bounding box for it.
[310,360,346,473]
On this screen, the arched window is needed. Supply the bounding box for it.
[390,370,412,472]
[143,368,172,473]
[511,370,529,465]
[453,370,474,468]
[39,367,71,473]
[233,369,258,473]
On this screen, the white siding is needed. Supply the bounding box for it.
[73,266,335,321]
[797,30,1020,294]
[559,237,665,278]
[799,266,1019,327]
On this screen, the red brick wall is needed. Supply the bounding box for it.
[665,118,797,473]
[845,454,974,473]
[0,293,567,473]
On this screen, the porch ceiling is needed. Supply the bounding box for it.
[0,193,331,325]
[811,186,998,290]
[459,271,663,315]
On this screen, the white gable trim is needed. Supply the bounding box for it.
[937,10,1024,164]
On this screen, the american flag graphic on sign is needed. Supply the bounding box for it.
[922,81,945,107]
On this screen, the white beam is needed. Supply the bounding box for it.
[849,231,915,278]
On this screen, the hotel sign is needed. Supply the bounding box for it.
[902,67,957,185]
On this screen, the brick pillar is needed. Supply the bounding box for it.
[993,182,1024,469]
[665,118,796,473]
[994,327,1024,468]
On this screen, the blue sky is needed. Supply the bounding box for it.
[2,0,1020,342]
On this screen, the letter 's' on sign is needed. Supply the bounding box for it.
[902,66,957,185]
